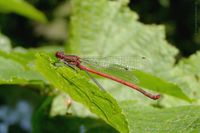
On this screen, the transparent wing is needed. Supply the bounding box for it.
[80,56,149,84]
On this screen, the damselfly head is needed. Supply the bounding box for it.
[55,51,65,59]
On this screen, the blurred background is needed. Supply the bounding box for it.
[0,0,199,132]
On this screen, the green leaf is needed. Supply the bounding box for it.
[36,53,129,133]
[0,56,45,84]
[0,0,47,23]
[67,0,178,76]
[66,0,189,103]
[120,101,200,133]
[0,44,49,84]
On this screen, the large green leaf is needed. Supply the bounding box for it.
[66,0,190,103]
[67,0,178,75]
[36,53,129,133]
[120,101,200,133]
[0,0,47,23]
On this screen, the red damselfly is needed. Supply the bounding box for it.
[55,51,160,100]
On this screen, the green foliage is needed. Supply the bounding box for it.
[0,0,200,132]
[0,56,41,84]
[171,52,200,102]
[0,40,45,84]
[132,70,190,101]
[67,0,195,105]
[68,0,178,76]
[0,0,47,23]
[34,51,196,132]
[36,53,128,133]
[33,96,118,133]
[120,101,200,133]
